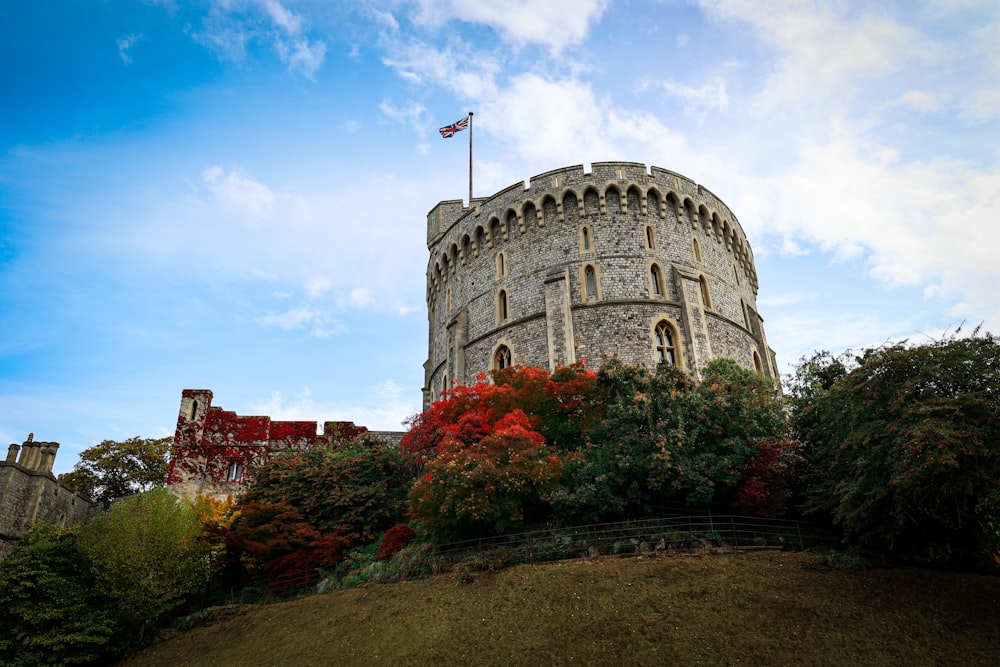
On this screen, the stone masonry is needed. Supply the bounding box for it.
[0,434,95,559]
[423,162,777,407]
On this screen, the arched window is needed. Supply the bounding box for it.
[654,321,676,365]
[645,225,655,250]
[692,237,702,263]
[496,251,506,278]
[699,275,712,309]
[497,289,508,323]
[583,227,591,250]
[494,344,512,370]
[753,350,763,373]
[650,264,663,296]
[585,266,598,299]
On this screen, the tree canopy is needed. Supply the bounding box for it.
[58,436,170,505]
[791,334,1000,566]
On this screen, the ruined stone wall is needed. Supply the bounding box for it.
[424,162,776,407]
[0,437,95,559]
[167,389,404,500]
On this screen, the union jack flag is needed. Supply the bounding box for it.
[439,116,470,138]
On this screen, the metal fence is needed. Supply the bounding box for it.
[430,514,833,568]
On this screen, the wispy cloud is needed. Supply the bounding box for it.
[407,0,609,52]
[255,307,345,338]
[190,0,327,77]
[116,33,143,64]
[249,380,417,430]
[201,166,279,218]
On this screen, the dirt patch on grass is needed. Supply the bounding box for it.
[122,551,1000,666]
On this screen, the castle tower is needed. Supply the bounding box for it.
[423,162,777,407]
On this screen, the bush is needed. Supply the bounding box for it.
[376,524,418,561]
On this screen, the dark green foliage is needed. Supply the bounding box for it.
[551,358,787,522]
[792,334,1000,567]
[58,436,171,505]
[0,524,120,667]
[242,436,412,542]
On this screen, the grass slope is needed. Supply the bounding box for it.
[123,551,1000,666]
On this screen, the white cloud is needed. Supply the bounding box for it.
[191,0,326,76]
[255,307,346,337]
[963,89,1000,122]
[698,1,928,113]
[305,275,332,298]
[116,33,143,64]
[201,166,279,218]
[407,0,609,51]
[645,75,730,118]
[889,90,945,113]
[249,380,418,431]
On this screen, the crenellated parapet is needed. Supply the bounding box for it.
[423,162,776,408]
[166,390,403,500]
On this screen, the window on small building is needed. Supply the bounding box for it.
[227,460,244,482]
[494,345,512,370]
[585,266,598,299]
[654,321,676,365]
[650,264,663,296]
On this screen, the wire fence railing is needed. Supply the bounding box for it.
[197,512,834,608]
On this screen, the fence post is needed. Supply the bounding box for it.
[730,517,737,547]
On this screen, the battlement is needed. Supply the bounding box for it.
[423,161,777,408]
[167,390,399,500]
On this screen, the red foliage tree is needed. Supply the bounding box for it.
[376,524,418,561]
[733,436,804,517]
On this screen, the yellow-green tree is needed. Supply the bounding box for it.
[77,487,211,639]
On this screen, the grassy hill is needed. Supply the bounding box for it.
[122,551,1000,666]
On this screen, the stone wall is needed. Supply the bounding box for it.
[0,435,96,559]
[167,389,405,500]
[424,162,776,407]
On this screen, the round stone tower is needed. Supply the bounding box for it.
[423,162,776,408]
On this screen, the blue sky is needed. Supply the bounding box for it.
[2,1,998,476]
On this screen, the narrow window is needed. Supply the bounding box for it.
[446,286,452,311]
[583,227,590,250]
[692,237,702,263]
[753,351,763,373]
[497,252,506,277]
[189,400,198,421]
[586,266,598,299]
[646,226,655,250]
[494,345,512,370]
[654,322,676,365]
[227,460,244,482]
[651,265,662,296]
[498,290,508,322]
[699,275,712,309]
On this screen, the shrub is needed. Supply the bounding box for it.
[376,524,418,561]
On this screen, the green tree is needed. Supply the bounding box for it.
[0,524,121,667]
[793,334,1000,566]
[58,436,170,505]
[242,436,412,542]
[77,487,211,639]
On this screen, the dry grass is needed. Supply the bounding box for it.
[122,551,1000,667]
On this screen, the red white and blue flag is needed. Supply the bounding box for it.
[439,116,470,138]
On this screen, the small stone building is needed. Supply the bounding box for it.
[424,162,777,407]
[167,389,404,500]
[0,434,95,559]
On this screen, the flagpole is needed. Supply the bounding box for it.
[468,111,474,205]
